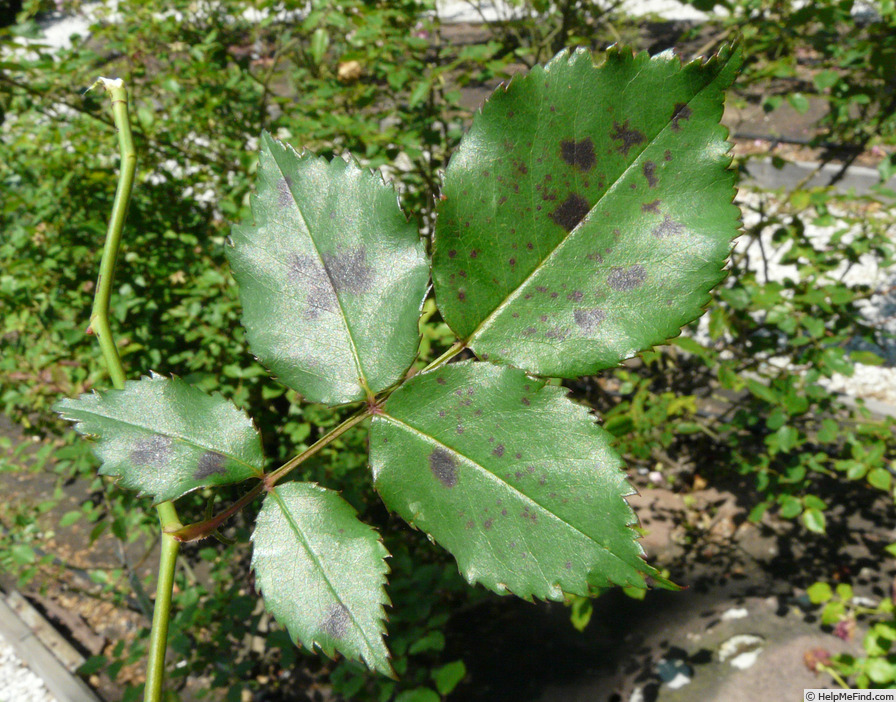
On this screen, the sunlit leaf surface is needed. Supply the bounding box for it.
[54,374,264,502]
[370,361,672,600]
[433,46,741,377]
[229,133,429,405]
[252,482,392,675]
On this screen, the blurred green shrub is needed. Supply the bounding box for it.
[680,0,896,151]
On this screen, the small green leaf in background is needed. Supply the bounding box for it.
[10,544,36,565]
[807,582,833,604]
[787,92,810,113]
[868,467,893,491]
[433,45,741,378]
[813,69,840,90]
[229,133,429,405]
[310,27,330,65]
[802,507,826,534]
[395,688,441,702]
[54,374,264,503]
[408,630,445,655]
[778,495,803,519]
[568,594,594,631]
[251,482,393,676]
[432,660,466,695]
[370,361,673,600]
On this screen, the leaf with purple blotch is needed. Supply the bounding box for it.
[251,482,393,675]
[433,45,741,378]
[369,361,675,600]
[54,374,264,503]
[228,133,429,406]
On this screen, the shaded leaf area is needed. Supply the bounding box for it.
[229,133,429,406]
[53,374,264,503]
[433,46,742,378]
[370,361,671,601]
[251,482,393,675]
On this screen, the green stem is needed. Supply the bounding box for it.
[87,77,182,702]
[173,340,467,542]
[266,408,371,487]
[818,663,850,689]
[171,407,373,542]
[170,480,265,542]
[421,340,465,373]
[144,503,181,702]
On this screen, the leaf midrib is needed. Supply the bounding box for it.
[60,404,264,478]
[265,140,371,397]
[464,52,736,345]
[376,412,647,576]
[267,487,385,665]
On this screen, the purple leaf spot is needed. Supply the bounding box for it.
[321,604,350,639]
[641,199,661,213]
[493,444,505,458]
[607,265,647,292]
[193,451,228,480]
[288,253,337,319]
[549,193,590,232]
[322,247,373,295]
[559,137,596,172]
[429,449,457,488]
[610,120,645,156]
[643,161,658,188]
[653,215,686,239]
[574,308,607,333]
[130,435,172,468]
[671,102,692,131]
[276,176,293,208]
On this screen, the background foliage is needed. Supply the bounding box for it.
[2,0,895,698]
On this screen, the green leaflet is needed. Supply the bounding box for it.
[370,361,672,600]
[251,482,393,675]
[433,46,742,377]
[228,133,429,406]
[53,374,264,503]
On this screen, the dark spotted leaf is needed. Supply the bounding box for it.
[53,374,264,503]
[433,46,741,377]
[251,482,392,675]
[229,133,429,405]
[369,361,672,600]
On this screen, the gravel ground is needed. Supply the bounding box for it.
[0,632,56,702]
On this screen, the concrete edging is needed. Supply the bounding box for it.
[0,590,102,702]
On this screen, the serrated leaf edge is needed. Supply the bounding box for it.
[231,132,430,406]
[436,44,742,376]
[250,483,394,676]
[53,373,265,502]
[375,362,672,595]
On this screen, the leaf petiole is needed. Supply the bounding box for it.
[170,406,373,542]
